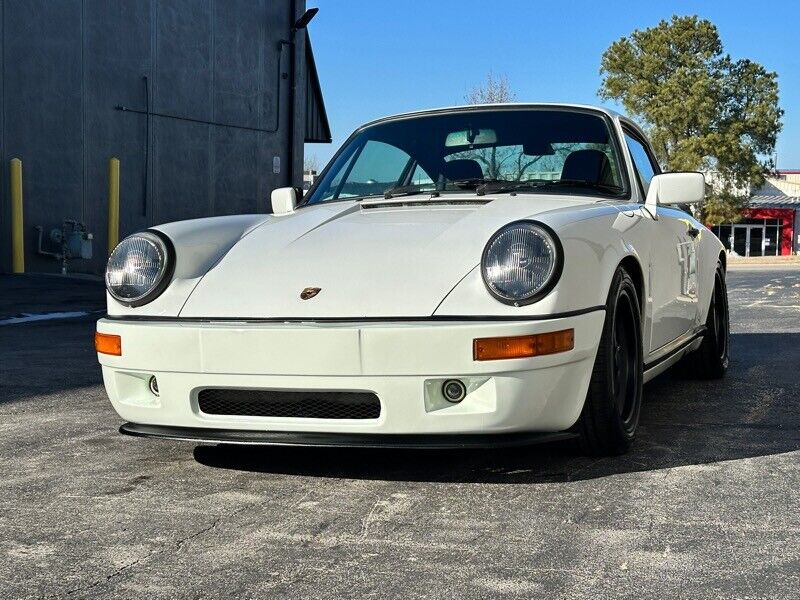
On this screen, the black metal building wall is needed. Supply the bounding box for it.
[0,0,308,274]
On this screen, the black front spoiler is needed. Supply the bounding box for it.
[120,423,577,449]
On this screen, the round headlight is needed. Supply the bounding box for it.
[106,231,174,306]
[481,221,562,305]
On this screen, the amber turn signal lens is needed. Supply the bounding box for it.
[95,332,122,356]
[473,329,574,361]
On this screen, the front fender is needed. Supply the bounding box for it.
[106,214,271,317]
[434,209,644,318]
[694,224,726,325]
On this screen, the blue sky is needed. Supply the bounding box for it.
[304,0,799,169]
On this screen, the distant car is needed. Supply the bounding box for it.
[96,103,729,455]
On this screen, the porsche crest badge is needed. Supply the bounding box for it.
[300,287,322,300]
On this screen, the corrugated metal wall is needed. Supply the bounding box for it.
[0,0,307,274]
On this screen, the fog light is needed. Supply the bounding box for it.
[442,379,467,403]
[148,376,159,396]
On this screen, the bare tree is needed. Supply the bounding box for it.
[303,153,320,174]
[464,71,516,105]
[459,72,547,181]
[456,72,618,186]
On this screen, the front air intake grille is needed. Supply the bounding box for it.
[197,389,381,420]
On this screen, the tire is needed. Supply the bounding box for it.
[577,267,644,456]
[677,262,729,379]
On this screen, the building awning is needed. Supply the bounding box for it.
[304,32,331,143]
[749,195,800,209]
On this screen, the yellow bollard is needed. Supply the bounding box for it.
[107,157,120,255]
[10,158,24,273]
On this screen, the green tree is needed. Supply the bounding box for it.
[598,15,783,224]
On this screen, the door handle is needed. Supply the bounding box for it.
[687,226,700,239]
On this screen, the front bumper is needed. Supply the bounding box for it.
[97,310,605,440]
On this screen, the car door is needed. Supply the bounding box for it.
[624,130,699,352]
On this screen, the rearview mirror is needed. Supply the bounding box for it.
[645,172,705,213]
[522,141,555,156]
[271,187,297,215]
[445,128,497,147]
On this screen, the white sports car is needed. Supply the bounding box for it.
[96,103,729,455]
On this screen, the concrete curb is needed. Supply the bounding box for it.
[727,256,800,268]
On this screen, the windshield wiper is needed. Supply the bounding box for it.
[475,179,625,197]
[531,179,624,195]
[383,184,438,199]
[462,178,625,197]
[448,177,489,189]
[474,180,533,196]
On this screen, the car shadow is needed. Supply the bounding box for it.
[193,332,800,483]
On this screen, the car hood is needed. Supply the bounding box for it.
[179,194,595,318]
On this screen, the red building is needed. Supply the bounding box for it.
[709,171,800,257]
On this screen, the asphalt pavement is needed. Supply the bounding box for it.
[0,267,798,599]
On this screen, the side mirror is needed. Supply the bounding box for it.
[645,172,705,213]
[271,187,297,215]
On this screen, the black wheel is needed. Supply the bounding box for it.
[676,262,729,379]
[577,267,643,455]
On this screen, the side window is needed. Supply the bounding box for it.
[624,132,658,195]
[318,147,358,201]
[335,140,412,198]
[410,163,435,187]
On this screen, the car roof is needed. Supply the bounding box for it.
[359,103,627,129]
[357,103,652,150]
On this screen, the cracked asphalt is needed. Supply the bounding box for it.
[1,267,798,599]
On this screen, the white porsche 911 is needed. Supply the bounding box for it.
[96,103,729,455]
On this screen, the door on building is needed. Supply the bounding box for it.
[749,227,764,257]
[764,221,781,255]
[714,219,781,257]
[732,226,748,256]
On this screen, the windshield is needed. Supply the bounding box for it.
[303,109,628,206]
